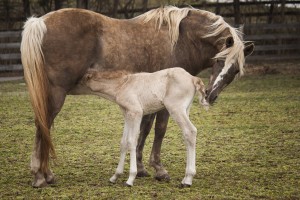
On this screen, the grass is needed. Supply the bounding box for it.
[0,74,299,199]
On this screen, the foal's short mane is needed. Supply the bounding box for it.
[88,70,130,80]
[135,6,246,75]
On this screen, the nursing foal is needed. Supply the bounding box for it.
[80,67,209,186]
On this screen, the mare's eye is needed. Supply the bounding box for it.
[225,37,234,48]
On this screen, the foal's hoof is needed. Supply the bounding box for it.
[124,182,133,187]
[137,170,150,178]
[155,174,171,182]
[179,183,191,188]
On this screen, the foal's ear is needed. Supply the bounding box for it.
[225,36,234,48]
[244,42,254,57]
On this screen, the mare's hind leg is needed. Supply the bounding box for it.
[31,127,48,188]
[31,86,66,187]
[150,109,171,181]
[136,114,156,177]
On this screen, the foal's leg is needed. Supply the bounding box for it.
[149,109,171,181]
[110,109,143,186]
[167,107,197,187]
[110,122,129,183]
[125,111,143,186]
[136,114,156,177]
[31,86,66,187]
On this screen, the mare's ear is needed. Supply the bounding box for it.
[244,42,254,57]
[84,72,93,80]
[225,36,234,48]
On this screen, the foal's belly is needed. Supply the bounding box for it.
[140,96,165,115]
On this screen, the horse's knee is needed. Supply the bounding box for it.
[126,109,143,120]
[128,143,137,152]
[183,127,197,145]
[120,140,128,152]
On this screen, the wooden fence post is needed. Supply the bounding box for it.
[22,0,30,17]
[234,0,241,25]
[77,0,89,9]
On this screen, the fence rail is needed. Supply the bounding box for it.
[244,23,300,62]
[0,31,21,72]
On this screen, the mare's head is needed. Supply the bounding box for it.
[206,41,254,104]
[188,11,254,104]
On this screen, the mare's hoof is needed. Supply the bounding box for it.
[46,171,55,185]
[137,170,150,178]
[155,174,171,182]
[46,176,55,185]
[32,179,48,188]
[179,183,191,188]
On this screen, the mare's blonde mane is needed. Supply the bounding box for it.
[135,6,191,48]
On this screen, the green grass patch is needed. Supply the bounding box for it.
[0,74,299,199]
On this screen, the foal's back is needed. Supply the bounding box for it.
[118,68,197,114]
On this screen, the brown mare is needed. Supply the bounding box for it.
[21,6,254,187]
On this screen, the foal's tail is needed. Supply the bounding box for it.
[193,77,209,111]
[21,17,55,173]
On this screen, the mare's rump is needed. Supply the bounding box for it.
[42,9,102,88]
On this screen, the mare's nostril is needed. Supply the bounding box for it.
[212,95,218,102]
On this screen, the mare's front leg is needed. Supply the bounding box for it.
[31,86,66,187]
[136,114,156,177]
[150,109,171,181]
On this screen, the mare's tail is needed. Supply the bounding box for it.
[21,17,55,173]
[193,77,209,111]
